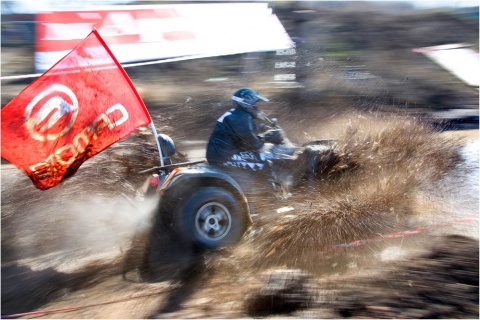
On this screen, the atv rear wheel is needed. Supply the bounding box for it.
[175,187,249,249]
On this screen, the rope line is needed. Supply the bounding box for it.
[332,216,478,248]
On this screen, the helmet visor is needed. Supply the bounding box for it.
[255,93,269,102]
[231,89,269,107]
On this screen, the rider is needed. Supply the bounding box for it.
[206,88,282,173]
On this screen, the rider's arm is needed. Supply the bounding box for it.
[227,112,264,150]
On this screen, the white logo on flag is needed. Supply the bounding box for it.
[24,84,79,141]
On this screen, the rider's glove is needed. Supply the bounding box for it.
[257,123,268,132]
[262,129,284,145]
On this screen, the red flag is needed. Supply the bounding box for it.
[1,30,152,190]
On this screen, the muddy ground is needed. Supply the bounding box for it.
[1,2,479,319]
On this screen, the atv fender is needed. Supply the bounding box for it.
[303,144,337,179]
[157,165,252,226]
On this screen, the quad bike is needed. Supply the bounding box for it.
[138,117,339,277]
[140,118,339,247]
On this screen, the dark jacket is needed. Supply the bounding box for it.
[206,108,264,164]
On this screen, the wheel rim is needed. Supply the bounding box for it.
[194,202,232,241]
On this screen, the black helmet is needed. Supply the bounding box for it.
[231,88,269,115]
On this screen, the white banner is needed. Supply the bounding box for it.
[413,44,479,87]
[35,3,293,72]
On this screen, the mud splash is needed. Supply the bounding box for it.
[226,113,465,273]
[1,111,476,318]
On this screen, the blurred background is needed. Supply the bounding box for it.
[1,0,479,131]
[1,1,479,318]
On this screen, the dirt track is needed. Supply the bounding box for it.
[1,2,479,319]
[1,113,478,319]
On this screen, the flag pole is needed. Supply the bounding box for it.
[149,122,165,167]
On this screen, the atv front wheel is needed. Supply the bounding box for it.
[175,187,249,249]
